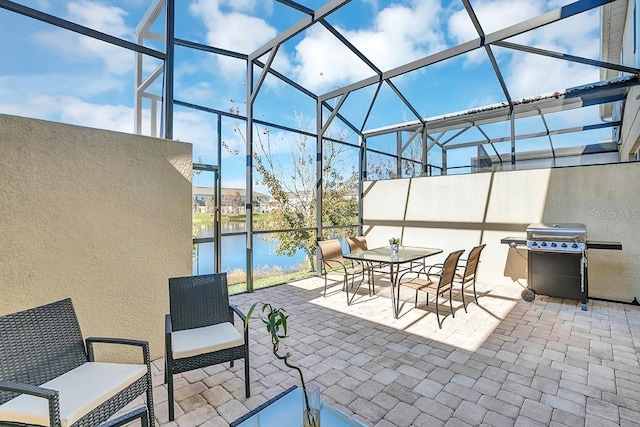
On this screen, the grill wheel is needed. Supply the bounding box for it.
[521,289,536,302]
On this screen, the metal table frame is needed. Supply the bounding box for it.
[230,386,367,427]
[344,246,443,318]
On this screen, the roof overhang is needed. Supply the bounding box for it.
[600,0,629,118]
[363,75,638,138]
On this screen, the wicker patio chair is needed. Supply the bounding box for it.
[0,298,153,427]
[398,249,465,328]
[165,273,250,421]
[318,239,367,304]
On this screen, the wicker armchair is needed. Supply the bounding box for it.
[0,298,153,427]
[165,273,250,421]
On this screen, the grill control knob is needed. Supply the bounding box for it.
[551,243,557,247]
[541,242,547,247]
[561,243,567,248]
[572,243,578,248]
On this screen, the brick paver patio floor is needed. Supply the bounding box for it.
[128,274,640,426]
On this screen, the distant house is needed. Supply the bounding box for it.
[192,187,271,214]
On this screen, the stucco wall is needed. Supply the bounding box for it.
[362,163,640,303]
[0,114,193,361]
[618,0,640,161]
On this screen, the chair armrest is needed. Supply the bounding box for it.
[397,266,428,283]
[398,263,440,283]
[165,314,173,335]
[85,337,150,366]
[322,259,347,272]
[230,305,250,345]
[165,314,173,362]
[230,305,246,322]
[99,406,148,427]
[0,381,61,427]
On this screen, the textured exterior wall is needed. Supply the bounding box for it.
[618,0,640,161]
[363,163,640,303]
[619,88,640,161]
[0,114,193,361]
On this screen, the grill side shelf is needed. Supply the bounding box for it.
[502,238,622,250]
[586,240,622,250]
[500,237,526,246]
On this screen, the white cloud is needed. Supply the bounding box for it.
[173,110,218,146]
[32,0,52,11]
[67,1,130,36]
[188,0,284,78]
[448,0,543,64]
[447,0,600,99]
[0,72,129,114]
[31,1,134,75]
[58,97,134,132]
[292,0,445,93]
[0,92,134,133]
[506,52,599,99]
[189,0,276,53]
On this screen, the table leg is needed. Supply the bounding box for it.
[395,264,402,318]
[390,264,398,319]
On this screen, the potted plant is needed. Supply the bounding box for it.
[245,302,320,427]
[389,237,400,254]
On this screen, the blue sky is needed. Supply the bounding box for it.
[0,0,611,189]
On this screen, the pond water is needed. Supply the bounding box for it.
[192,221,308,274]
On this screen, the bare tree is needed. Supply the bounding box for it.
[228,112,358,270]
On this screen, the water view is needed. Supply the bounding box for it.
[192,221,308,275]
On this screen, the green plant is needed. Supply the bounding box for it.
[245,302,318,426]
[389,237,400,245]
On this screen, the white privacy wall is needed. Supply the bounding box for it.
[362,164,640,303]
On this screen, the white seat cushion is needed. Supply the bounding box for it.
[172,322,244,360]
[0,362,147,427]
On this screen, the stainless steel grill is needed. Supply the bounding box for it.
[501,223,622,309]
[525,222,588,308]
[526,222,586,252]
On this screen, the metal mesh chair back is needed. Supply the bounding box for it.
[439,250,465,289]
[168,273,231,332]
[0,298,87,404]
[347,236,368,253]
[461,244,486,282]
[318,239,345,263]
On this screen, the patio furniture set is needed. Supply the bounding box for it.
[0,273,364,426]
[0,273,249,427]
[0,298,154,427]
[318,237,486,326]
[0,238,484,427]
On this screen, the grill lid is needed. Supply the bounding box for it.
[526,223,587,252]
[526,223,586,236]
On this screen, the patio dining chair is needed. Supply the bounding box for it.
[455,244,486,311]
[424,244,486,312]
[398,249,465,328]
[318,239,367,304]
[0,298,153,427]
[346,236,384,295]
[165,273,250,421]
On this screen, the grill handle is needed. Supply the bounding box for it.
[528,233,584,242]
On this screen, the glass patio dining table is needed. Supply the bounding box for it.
[343,245,443,318]
[230,386,368,427]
